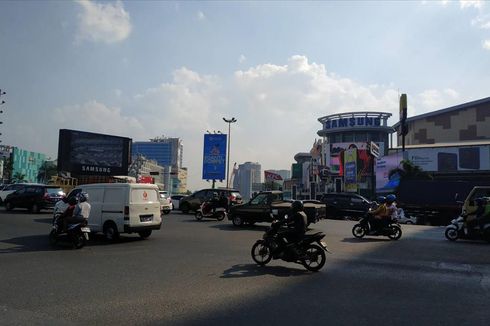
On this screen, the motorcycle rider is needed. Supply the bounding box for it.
[61,196,79,231]
[467,197,490,233]
[384,194,398,228]
[277,200,308,258]
[53,196,69,224]
[65,192,91,226]
[208,192,220,214]
[369,196,387,234]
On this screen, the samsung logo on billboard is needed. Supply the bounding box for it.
[81,165,112,173]
[325,117,381,130]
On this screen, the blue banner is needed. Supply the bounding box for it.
[202,134,227,180]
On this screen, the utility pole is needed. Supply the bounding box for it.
[222,117,237,188]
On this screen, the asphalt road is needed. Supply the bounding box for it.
[0,209,489,326]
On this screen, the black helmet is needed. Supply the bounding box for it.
[291,200,304,212]
[68,197,78,205]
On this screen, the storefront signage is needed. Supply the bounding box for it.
[324,117,381,130]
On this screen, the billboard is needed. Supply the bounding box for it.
[202,134,227,180]
[376,152,403,192]
[407,146,490,172]
[57,129,132,176]
[344,148,357,192]
[330,142,384,177]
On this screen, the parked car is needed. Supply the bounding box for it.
[0,184,27,204]
[4,184,65,213]
[159,191,172,214]
[170,195,184,210]
[179,188,242,214]
[395,208,417,224]
[320,192,372,220]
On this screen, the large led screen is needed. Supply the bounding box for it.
[57,129,132,175]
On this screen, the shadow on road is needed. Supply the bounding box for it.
[34,218,53,224]
[0,233,146,254]
[209,224,269,232]
[0,234,64,253]
[341,237,391,243]
[221,263,309,278]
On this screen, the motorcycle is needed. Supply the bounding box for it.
[445,215,490,242]
[352,212,402,240]
[195,201,227,221]
[250,218,331,272]
[49,213,90,249]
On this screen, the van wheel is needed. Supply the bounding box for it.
[103,222,119,242]
[138,230,152,239]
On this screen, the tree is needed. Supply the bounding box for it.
[37,161,58,183]
[388,159,433,181]
[12,172,26,183]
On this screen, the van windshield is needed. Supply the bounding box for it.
[131,188,158,203]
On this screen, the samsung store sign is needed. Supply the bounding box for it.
[324,116,381,130]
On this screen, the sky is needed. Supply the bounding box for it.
[1,0,490,191]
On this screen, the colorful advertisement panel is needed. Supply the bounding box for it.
[406,146,490,172]
[202,134,227,180]
[330,142,384,176]
[344,148,358,192]
[375,152,403,192]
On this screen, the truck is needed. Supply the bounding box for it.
[395,179,490,225]
[227,190,326,227]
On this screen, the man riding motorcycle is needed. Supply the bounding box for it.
[466,197,490,234]
[276,200,308,257]
[65,192,91,226]
[369,196,387,233]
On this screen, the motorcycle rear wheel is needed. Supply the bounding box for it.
[195,211,204,221]
[388,225,402,240]
[352,224,366,238]
[216,212,226,221]
[72,233,86,249]
[302,244,326,272]
[251,241,272,266]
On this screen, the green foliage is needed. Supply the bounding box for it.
[388,159,433,181]
[12,172,26,182]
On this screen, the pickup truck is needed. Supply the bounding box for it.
[227,191,326,227]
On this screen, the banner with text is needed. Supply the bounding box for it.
[202,134,227,180]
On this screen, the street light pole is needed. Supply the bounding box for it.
[222,117,237,188]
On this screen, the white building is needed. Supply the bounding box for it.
[233,162,261,200]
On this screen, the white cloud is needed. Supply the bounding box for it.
[238,54,246,64]
[460,0,485,9]
[417,88,460,111]
[483,39,490,49]
[197,11,206,21]
[472,15,490,29]
[76,0,131,44]
[8,56,468,190]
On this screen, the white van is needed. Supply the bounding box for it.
[67,183,162,240]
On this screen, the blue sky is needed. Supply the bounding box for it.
[1,0,489,190]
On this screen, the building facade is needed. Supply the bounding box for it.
[316,112,393,198]
[132,137,183,168]
[128,154,165,186]
[233,162,262,200]
[11,147,47,183]
[132,137,187,193]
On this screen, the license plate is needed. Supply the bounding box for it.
[140,215,153,222]
[81,227,91,232]
[320,241,332,253]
